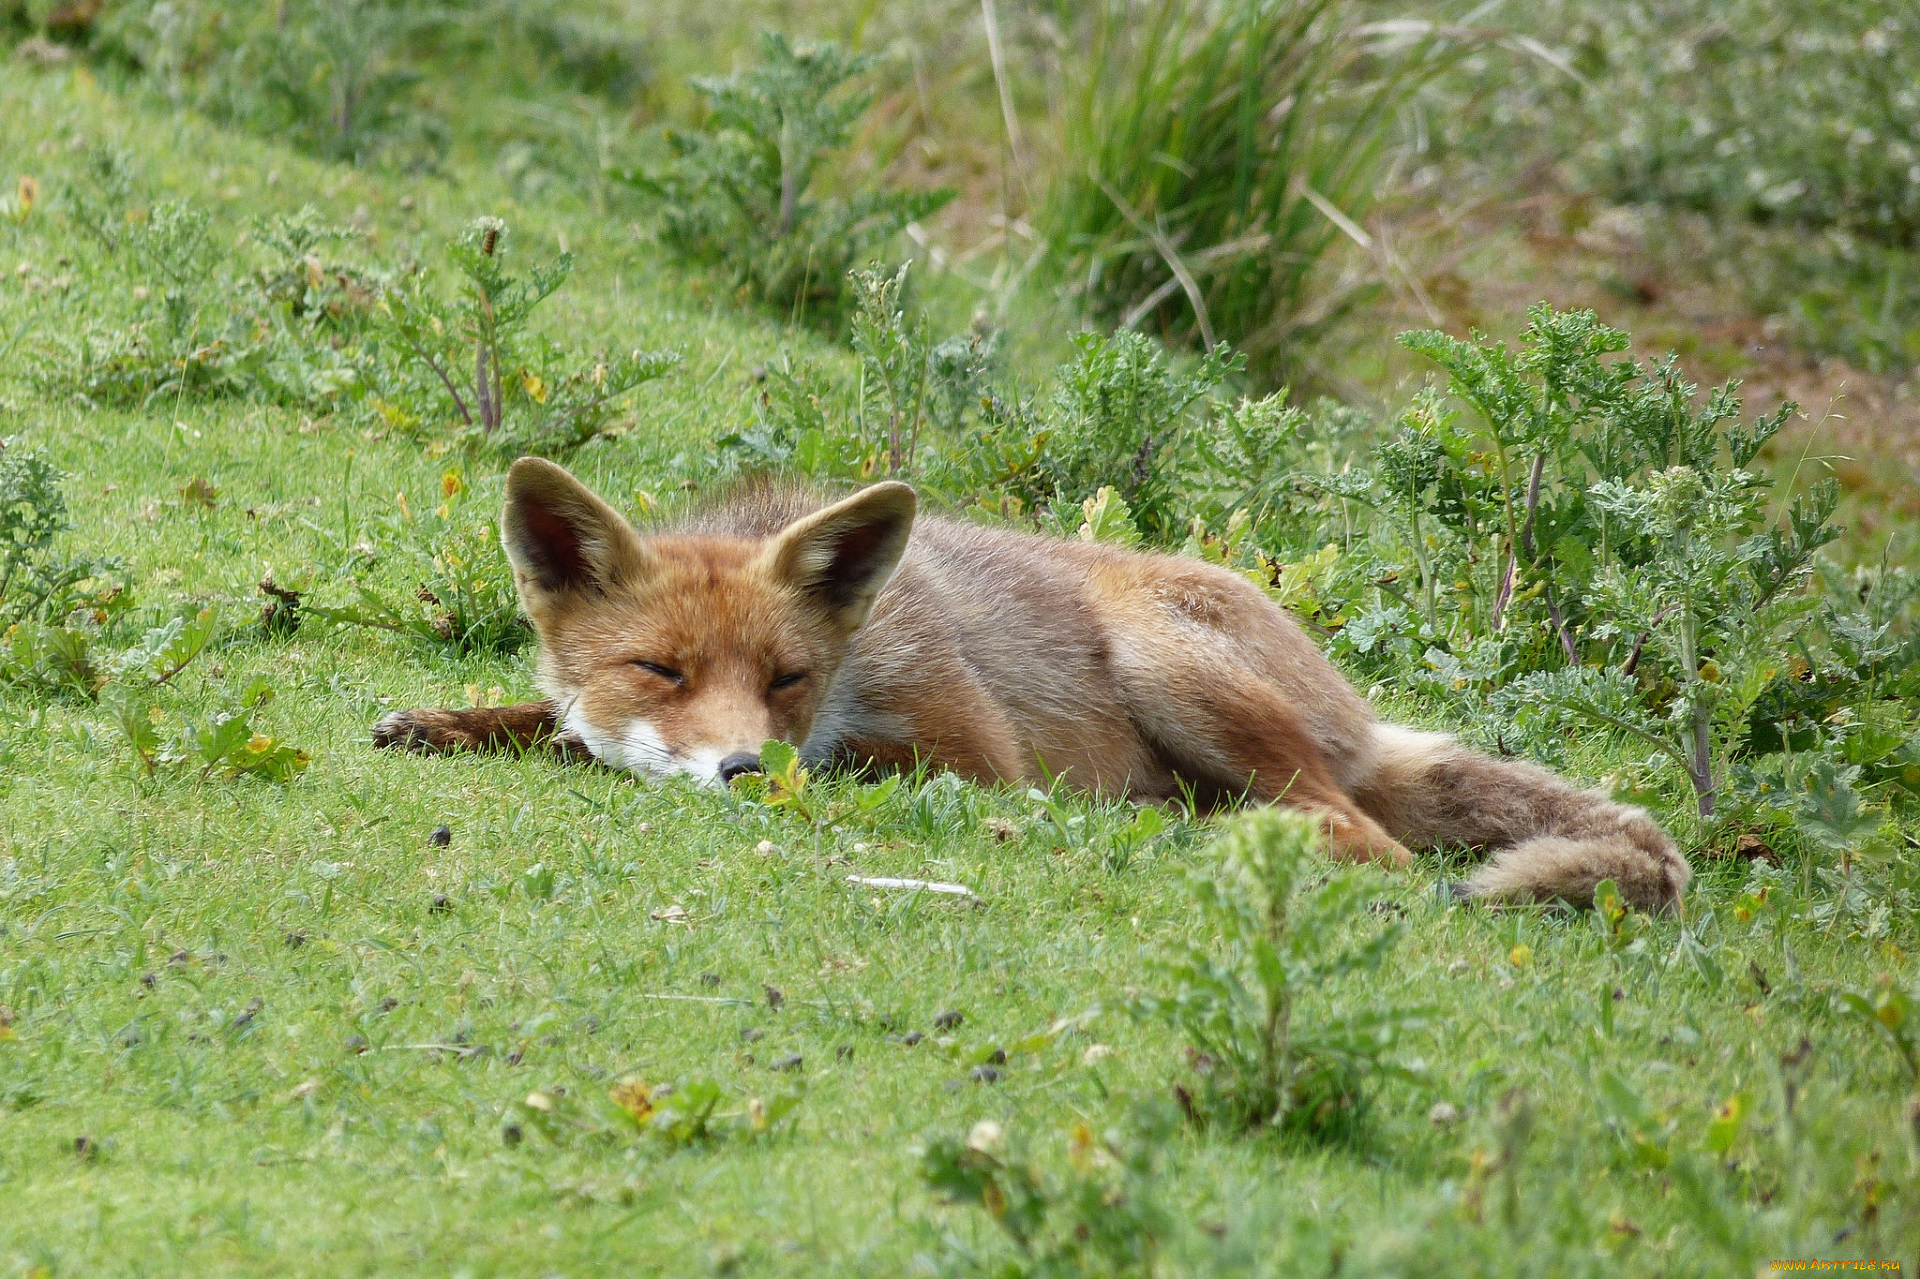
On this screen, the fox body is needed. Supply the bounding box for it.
[375,458,1691,910]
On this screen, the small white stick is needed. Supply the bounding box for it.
[846,875,976,898]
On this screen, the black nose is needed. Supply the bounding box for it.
[717,752,762,784]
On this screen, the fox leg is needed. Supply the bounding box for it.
[372,701,591,760]
[1105,644,1410,865]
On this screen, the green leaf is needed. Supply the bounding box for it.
[1076,486,1141,547]
[1703,1091,1752,1156]
[1793,757,1880,852]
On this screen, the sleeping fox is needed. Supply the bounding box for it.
[373,457,1691,910]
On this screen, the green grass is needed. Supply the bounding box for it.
[1,58,1917,1278]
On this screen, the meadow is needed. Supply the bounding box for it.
[0,2,1916,1275]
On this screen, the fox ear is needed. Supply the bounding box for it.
[500,457,650,622]
[763,482,916,632]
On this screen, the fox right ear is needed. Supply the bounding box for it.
[500,458,650,621]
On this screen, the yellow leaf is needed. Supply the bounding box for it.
[609,1076,654,1123]
[246,732,274,753]
[1068,1120,1095,1171]
[373,398,417,431]
[519,369,548,404]
[1508,944,1532,969]
[441,469,465,499]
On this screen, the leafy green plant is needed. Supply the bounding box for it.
[1573,0,1919,250]
[1041,0,1450,382]
[47,173,366,413]
[52,196,260,408]
[1310,306,1843,820]
[628,31,952,324]
[920,1107,1175,1278]
[110,606,220,688]
[358,217,678,456]
[271,471,531,657]
[929,330,1242,542]
[1132,808,1421,1138]
[216,0,447,170]
[1838,973,1920,1084]
[0,441,133,698]
[849,263,939,474]
[108,676,311,782]
[78,0,448,170]
[507,1075,802,1150]
[1447,0,1920,370]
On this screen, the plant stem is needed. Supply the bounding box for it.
[395,324,473,427]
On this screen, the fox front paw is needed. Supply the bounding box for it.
[372,709,471,753]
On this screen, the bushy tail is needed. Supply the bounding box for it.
[1351,725,1690,911]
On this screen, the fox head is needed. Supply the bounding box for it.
[498,457,916,787]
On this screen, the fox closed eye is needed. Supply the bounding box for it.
[631,660,684,684]
[769,671,808,692]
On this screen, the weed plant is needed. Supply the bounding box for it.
[1133,809,1421,1138]
[920,1106,1176,1277]
[277,468,532,658]
[359,217,679,457]
[627,32,952,326]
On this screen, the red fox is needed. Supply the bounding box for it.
[374,458,1690,910]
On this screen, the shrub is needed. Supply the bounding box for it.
[0,441,133,698]
[1319,306,1846,822]
[355,218,679,457]
[1131,808,1422,1139]
[212,0,447,170]
[730,291,1248,543]
[1039,0,1449,383]
[916,329,1245,541]
[57,1,447,171]
[45,168,368,414]
[1569,1,1920,250]
[627,32,952,325]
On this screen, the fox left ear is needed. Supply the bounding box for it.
[762,482,916,633]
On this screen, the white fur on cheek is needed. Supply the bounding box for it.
[562,704,684,780]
